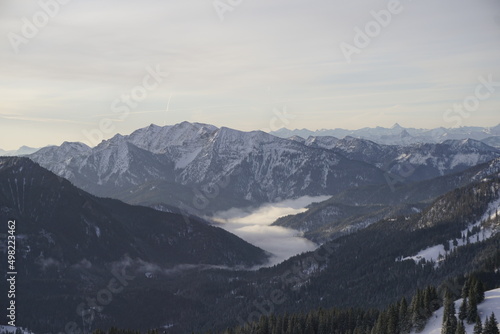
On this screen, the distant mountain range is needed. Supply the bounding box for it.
[29,122,387,214]
[271,123,500,147]
[293,136,500,182]
[28,122,500,215]
[0,146,40,156]
[273,157,500,242]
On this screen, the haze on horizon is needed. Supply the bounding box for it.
[1,0,499,150]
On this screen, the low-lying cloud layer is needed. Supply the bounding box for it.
[212,196,331,267]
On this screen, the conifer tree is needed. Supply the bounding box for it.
[459,297,468,321]
[373,310,387,334]
[387,304,399,334]
[484,313,499,334]
[424,287,434,318]
[456,321,466,334]
[412,289,428,331]
[304,316,315,334]
[317,314,328,334]
[473,316,483,334]
[475,280,485,303]
[442,291,458,334]
[462,279,471,300]
[467,292,478,324]
[399,297,411,334]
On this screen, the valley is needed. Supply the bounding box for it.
[1,122,500,334]
[3,1,499,332]
[211,196,330,266]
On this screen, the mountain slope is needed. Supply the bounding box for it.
[29,122,387,214]
[415,288,500,334]
[29,123,500,215]
[273,157,500,242]
[0,157,268,268]
[296,136,500,182]
[483,136,500,148]
[180,176,500,333]
[0,157,271,333]
[3,159,500,333]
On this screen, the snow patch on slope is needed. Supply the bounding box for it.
[0,326,34,334]
[399,192,500,265]
[413,288,500,334]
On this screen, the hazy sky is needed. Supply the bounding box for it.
[1,0,499,150]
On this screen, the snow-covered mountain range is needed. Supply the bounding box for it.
[272,123,500,147]
[4,123,500,334]
[273,157,500,243]
[0,146,40,156]
[29,122,386,213]
[28,122,500,214]
[295,136,500,181]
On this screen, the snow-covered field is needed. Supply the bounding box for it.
[400,194,500,265]
[414,288,500,334]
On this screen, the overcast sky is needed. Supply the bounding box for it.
[1,0,499,150]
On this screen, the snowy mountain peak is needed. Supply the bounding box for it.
[443,138,499,152]
[288,135,306,144]
[95,133,127,151]
[400,129,412,138]
[391,123,403,129]
[127,122,219,154]
[60,141,91,152]
[0,146,41,156]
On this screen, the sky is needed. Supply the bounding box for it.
[1,0,500,150]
